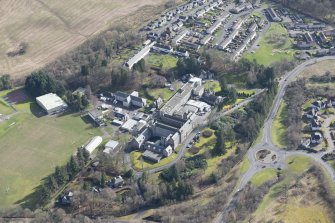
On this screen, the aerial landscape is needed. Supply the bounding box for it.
[1,0,335,222]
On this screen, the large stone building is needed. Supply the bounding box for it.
[130,77,208,162]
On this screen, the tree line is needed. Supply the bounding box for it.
[278,0,335,23]
[38,148,90,207]
[0,74,12,91]
[25,71,90,112]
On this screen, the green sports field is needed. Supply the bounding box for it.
[0,90,102,208]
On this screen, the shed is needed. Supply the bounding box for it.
[84,136,103,154]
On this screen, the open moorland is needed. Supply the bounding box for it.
[0,89,102,208]
[0,0,166,77]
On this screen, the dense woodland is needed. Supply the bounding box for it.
[277,0,335,23]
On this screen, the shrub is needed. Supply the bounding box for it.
[202,130,213,138]
[189,146,201,155]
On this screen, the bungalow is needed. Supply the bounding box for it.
[60,191,73,205]
[200,35,213,45]
[195,9,206,18]
[295,41,314,49]
[230,4,245,14]
[301,138,311,149]
[308,23,326,30]
[311,132,323,144]
[152,43,174,54]
[172,29,189,46]
[305,108,318,119]
[174,49,190,57]
[257,18,265,27]
[179,15,189,22]
[310,119,322,131]
[319,32,328,43]
[304,32,313,43]
[294,23,308,30]
[248,23,257,33]
[206,20,222,34]
[110,176,124,188]
[311,100,324,110]
[267,8,281,22]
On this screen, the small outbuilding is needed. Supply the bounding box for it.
[84,136,103,154]
[103,140,120,154]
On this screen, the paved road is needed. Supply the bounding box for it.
[213,56,335,223]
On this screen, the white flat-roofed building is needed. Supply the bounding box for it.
[36,93,68,114]
[103,140,119,154]
[126,42,155,69]
[84,136,103,154]
[120,119,138,132]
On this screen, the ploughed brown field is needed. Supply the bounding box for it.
[0,0,165,77]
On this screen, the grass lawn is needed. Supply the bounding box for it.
[0,90,102,208]
[146,53,178,70]
[204,80,221,93]
[244,23,295,66]
[251,168,278,186]
[186,128,216,157]
[271,101,288,148]
[130,151,178,171]
[147,87,176,102]
[240,157,250,174]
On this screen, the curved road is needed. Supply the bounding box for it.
[214,56,335,223]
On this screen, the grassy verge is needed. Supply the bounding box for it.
[251,168,278,186]
[271,101,287,148]
[240,157,250,174]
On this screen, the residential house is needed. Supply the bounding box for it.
[305,108,318,119]
[310,119,322,131]
[88,109,104,126]
[311,132,323,144]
